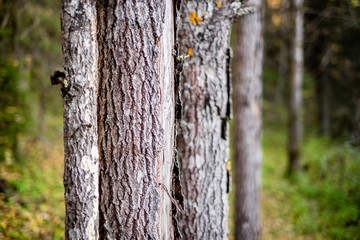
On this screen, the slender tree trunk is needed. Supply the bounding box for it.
[318,47,332,136]
[60,0,175,239]
[232,0,263,239]
[287,0,304,175]
[96,1,174,239]
[275,0,289,103]
[60,0,99,239]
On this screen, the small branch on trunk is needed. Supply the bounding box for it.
[158,182,184,214]
[230,2,255,17]
[50,71,74,98]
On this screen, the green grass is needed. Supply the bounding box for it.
[0,139,65,240]
[260,105,360,240]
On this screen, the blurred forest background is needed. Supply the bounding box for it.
[0,0,360,239]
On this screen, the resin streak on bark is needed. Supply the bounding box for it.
[177,1,231,239]
[97,1,174,239]
[60,0,99,239]
[233,0,263,239]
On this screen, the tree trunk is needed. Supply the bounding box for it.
[275,0,289,103]
[61,0,175,239]
[60,0,99,239]
[96,1,174,239]
[176,1,243,238]
[287,0,304,175]
[232,0,263,239]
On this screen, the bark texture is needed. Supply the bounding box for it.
[287,0,304,174]
[177,1,234,238]
[96,1,174,239]
[60,0,99,239]
[232,0,263,239]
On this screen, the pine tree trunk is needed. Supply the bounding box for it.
[287,0,304,174]
[177,1,234,238]
[232,0,263,239]
[96,1,174,239]
[61,0,175,239]
[60,0,99,239]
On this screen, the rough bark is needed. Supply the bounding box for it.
[60,0,99,239]
[60,0,175,239]
[233,0,263,239]
[176,1,237,238]
[96,1,174,239]
[287,0,304,174]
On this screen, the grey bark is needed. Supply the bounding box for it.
[233,0,263,239]
[287,0,304,174]
[60,0,175,239]
[176,1,247,238]
[96,1,174,239]
[60,0,99,239]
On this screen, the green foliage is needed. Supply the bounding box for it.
[261,104,360,240]
[0,0,63,161]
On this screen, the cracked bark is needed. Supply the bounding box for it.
[233,0,263,239]
[176,1,233,239]
[61,0,175,239]
[60,0,99,239]
[97,0,174,239]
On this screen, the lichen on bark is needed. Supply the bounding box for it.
[176,1,233,239]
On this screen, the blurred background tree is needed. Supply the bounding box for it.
[259,0,360,239]
[0,0,62,163]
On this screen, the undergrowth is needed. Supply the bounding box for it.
[0,106,359,239]
[0,139,64,240]
[260,105,360,240]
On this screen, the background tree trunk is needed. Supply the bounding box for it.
[232,0,263,239]
[318,47,332,136]
[60,0,99,239]
[287,0,304,175]
[275,0,289,103]
[96,1,174,239]
[177,1,233,238]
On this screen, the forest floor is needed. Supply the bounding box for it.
[0,139,65,240]
[0,112,359,239]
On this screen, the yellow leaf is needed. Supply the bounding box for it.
[215,1,222,8]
